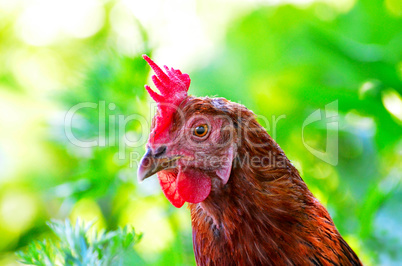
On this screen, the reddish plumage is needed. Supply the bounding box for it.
[138,56,362,265]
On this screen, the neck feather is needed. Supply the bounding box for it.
[188,124,360,265]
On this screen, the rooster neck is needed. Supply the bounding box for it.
[190,137,307,233]
[188,167,308,264]
[188,152,361,265]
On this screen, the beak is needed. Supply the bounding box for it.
[137,148,181,182]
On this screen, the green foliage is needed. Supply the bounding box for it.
[17,219,142,266]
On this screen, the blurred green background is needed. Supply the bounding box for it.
[0,0,401,265]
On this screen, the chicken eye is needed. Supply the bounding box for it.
[194,124,208,137]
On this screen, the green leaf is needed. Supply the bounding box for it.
[16,219,142,266]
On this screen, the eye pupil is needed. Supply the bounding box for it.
[196,126,205,135]
[194,125,208,137]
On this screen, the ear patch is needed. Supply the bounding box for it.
[215,145,235,185]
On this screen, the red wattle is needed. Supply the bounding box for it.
[158,170,185,208]
[177,169,212,204]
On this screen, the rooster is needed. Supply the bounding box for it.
[137,55,362,265]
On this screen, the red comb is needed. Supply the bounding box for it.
[143,55,190,143]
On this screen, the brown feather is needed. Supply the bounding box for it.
[169,97,363,266]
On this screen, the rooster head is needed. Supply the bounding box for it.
[137,55,237,208]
